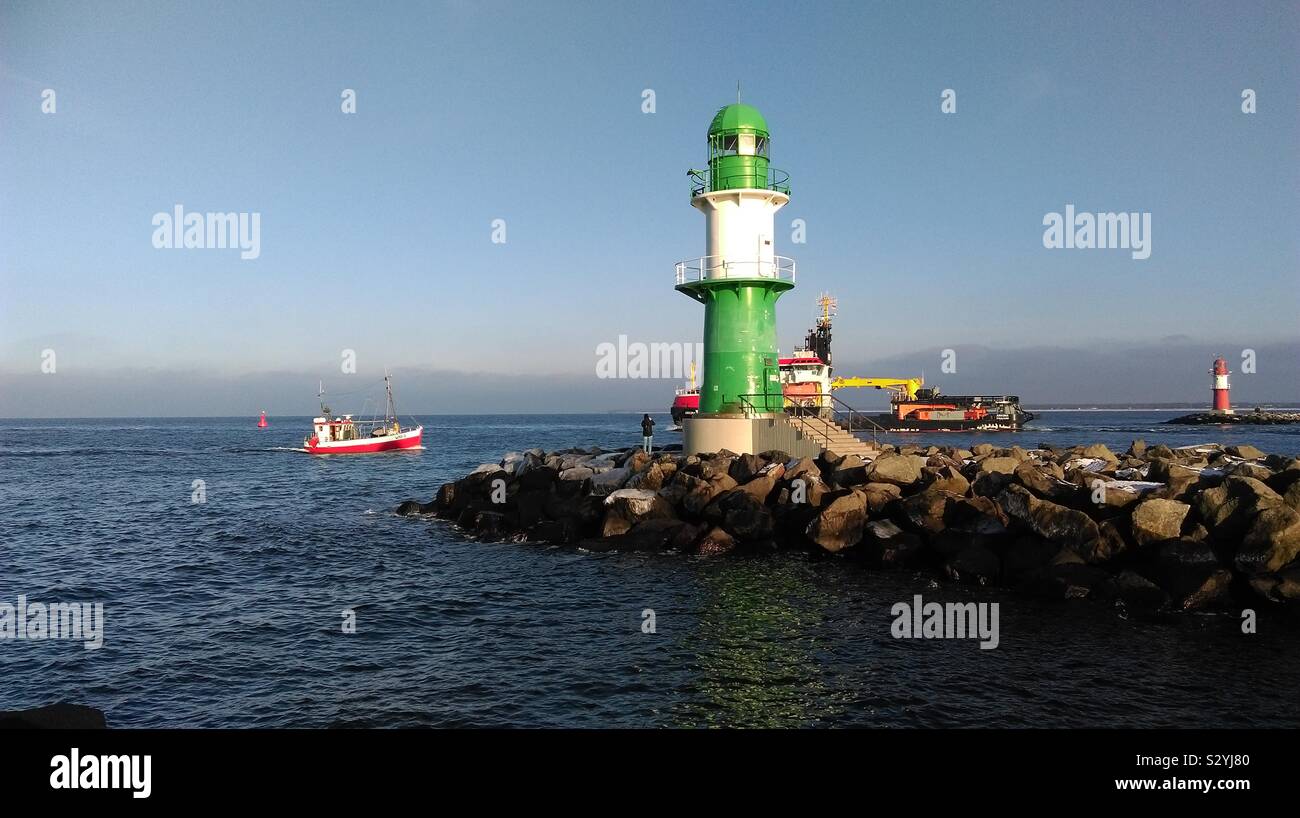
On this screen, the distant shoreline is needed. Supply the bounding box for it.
[4,406,1300,420]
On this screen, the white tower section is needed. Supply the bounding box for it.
[692,188,791,280]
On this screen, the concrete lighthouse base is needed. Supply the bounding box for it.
[683,412,822,458]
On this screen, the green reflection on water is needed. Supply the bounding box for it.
[670,556,858,727]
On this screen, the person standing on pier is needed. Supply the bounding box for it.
[641,414,655,454]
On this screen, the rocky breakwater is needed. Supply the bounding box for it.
[1168,409,1300,425]
[400,440,1300,613]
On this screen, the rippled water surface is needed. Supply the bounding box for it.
[2,413,1298,727]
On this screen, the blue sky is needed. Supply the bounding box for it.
[1,0,1297,413]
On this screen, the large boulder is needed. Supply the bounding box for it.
[925,465,970,495]
[899,489,950,535]
[1236,504,1300,574]
[704,489,774,541]
[1196,476,1283,541]
[805,490,868,553]
[589,466,631,496]
[978,456,1020,476]
[728,453,765,484]
[1130,498,1191,546]
[856,482,903,514]
[1013,463,1076,502]
[943,495,1009,535]
[865,454,924,487]
[1227,444,1266,460]
[601,489,676,537]
[1082,443,1119,461]
[997,484,1101,559]
[559,465,595,483]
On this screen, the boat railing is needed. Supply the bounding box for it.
[674,255,796,286]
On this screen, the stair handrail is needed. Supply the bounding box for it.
[822,392,889,446]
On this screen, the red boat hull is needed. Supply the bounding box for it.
[306,427,422,454]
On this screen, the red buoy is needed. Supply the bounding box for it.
[1211,357,1232,414]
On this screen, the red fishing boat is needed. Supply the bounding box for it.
[304,374,422,454]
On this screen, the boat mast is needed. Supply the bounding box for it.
[385,370,399,431]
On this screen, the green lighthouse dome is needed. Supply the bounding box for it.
[707,103,769,136]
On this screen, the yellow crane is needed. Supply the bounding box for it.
[830,376,925,401]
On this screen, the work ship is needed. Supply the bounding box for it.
[671,294,1034,432]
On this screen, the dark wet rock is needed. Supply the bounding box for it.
[971,471,1015,498]
[696,525,737,557]
[946,544,1000,585]
[1153,539,1231,609]
[395,499,424,516]
[861,519,925,567]
[526,518,579,545]
[806,490,868,553]
[1018,563,1116,600]
[473,511,510,539]
[1002,536,1059,582]
[0,703,107,729]
[1115,570,1169,609]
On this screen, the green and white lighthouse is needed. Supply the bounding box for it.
[676,101,809,456]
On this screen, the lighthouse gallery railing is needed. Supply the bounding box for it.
[674,255,796,285]
[688,167,791,197]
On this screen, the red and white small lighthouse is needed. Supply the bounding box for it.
[1211,356,1232,414]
